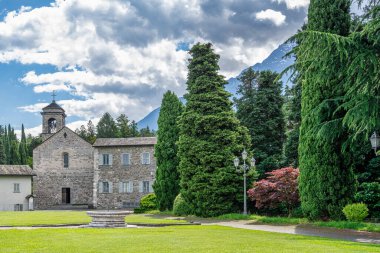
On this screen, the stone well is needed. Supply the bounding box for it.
[86,210,133,228]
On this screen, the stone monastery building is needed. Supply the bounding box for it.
[33,99,156,209]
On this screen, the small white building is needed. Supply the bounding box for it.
[0,165,35,211]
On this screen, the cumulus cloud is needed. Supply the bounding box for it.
[0,0,307,130]
[273,0,309,9]
[255,9,286,26]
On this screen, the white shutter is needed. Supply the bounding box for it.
[119,182,123,193]
[147,153,151,165]
[120,154,124,165]
[109,154,113,165]
[99,154,103,165]
[140,153,143,164]
[149,181,154,193]
[98,182,103,193]
[109,182,113,193]
[139,181,143,193]
[128,181,133,193]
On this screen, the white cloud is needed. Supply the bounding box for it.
[255,9,286,26]
[0,0,306,132]
[273,0,309,9]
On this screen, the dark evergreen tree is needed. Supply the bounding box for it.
[235,69,285,175]
[4,127,10,164]
[283,82,301,167]
[296,0,356,219]
[139,127,155,137]
[96,113,118,138]
[116,114,132,138]
[153,91,184,211]
[87,120,97,144]
[9,140,20,165]
[0,138,5,164]
[130,120,140,137]
[177,43,250,217]
[19,124,27,164]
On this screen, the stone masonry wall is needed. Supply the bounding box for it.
[33,127,94,209]
[93,145,156,209]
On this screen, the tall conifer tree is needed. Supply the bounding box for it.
[297,0,355,219]
[0,139,5,164]
[19,124,27,164]
[154,91,183,211]
[96,113,118,138]
[235,69,285,175]
[178,43,250,217]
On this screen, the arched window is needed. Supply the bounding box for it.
[48,118,57,133]
[63,153,69,168]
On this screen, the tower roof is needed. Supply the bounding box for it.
[42,101,65,111]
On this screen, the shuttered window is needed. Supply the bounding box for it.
[121,153,131,166]
[141,152,150,165]
[99,154,113,166]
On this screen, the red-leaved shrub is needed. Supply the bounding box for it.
[247,167,299,216]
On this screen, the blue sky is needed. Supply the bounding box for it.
[0,0,312,136]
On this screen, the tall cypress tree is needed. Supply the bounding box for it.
[235,69,285,175]
[178,43,250,217]
[4,126,10,164]
[19,124,27,165]
[9,140,20,165]
[0,138,5,164]
[153,91,184,211]
[297,0,355,219]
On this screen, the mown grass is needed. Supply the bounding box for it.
[0,225,379,253]
[214,213,380,232]
[0,211,185,226]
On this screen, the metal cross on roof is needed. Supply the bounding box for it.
[52,90,56,102]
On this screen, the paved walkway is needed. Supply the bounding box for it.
[205,220,380,244]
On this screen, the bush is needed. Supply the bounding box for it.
[343,203,369,222]
[173,194,192,216]
[247,167,299,216]
[355,182,380,218]
[135,193,157,213]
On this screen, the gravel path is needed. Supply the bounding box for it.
[205,220,380,244]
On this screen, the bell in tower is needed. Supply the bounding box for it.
[41,91,66,141]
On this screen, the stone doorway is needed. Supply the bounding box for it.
[62,188,71,204]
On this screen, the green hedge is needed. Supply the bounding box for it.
[173,194,192,216]
[134,193,157,213]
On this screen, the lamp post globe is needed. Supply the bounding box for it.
[242,150,248,160]
[370,132,380,154]
[250,157,256,167]
[234,157,240,168]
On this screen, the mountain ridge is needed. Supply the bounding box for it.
[137,42,295,130]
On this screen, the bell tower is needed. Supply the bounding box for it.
[41,91,66,141]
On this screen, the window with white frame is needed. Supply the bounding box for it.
[119,181,133,193]
[98,181,114,193]
[100,154,112,166]
[127,181,133,193]
[141,152,150,165]
[13,183,20,193]
[121,153,131,166]
[143,181,150,193]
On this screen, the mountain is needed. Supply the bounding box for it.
[137,42,295,130]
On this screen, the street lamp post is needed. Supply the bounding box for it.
[234,150,256,215]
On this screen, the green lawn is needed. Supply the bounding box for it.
[0,226,379,253]
[213,213,380,233]
[0,211,185,226]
